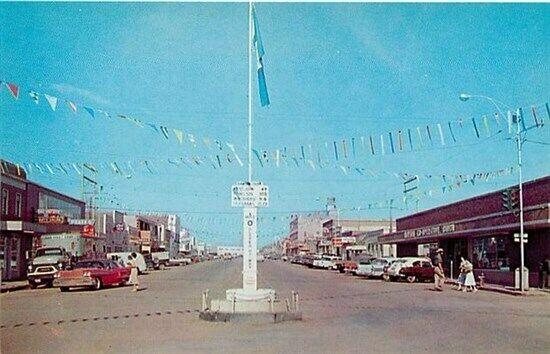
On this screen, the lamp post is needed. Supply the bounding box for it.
[459,93,527,292]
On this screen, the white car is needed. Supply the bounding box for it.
[368,257,398,278]
[356,258,375,276]
[385,257,432,281]
[313,255,341,270]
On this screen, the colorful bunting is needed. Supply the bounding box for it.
[5,82,19,99]
[44,94,58,111]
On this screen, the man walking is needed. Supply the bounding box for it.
[433,248,445,291]
[538,255,549,289]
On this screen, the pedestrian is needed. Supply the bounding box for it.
[462,259,477,292]
[538,254,549,289]
[457,257,467,291]
[128,254,139,292]
[433,248,445,291]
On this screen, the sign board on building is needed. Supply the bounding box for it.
[68,219,95,226]
[513,233,528,243]
[114,223,125,232]
[403,224,455,239]
[231,182,269,208]
[332,237,356,247]
[81,224,95,237]
[37,209,68,225]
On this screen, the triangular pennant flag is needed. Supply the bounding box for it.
[66,100,77,113]
[84,107,95,118]
[380,134,385,155]
[388,132,395,153]
[252,149,264,167]
[28,90,39,104]
[160,126,170,140]
[146,123,160,134]
[5,83,19,99]
[173,129,183,144]
[437,123,445,145]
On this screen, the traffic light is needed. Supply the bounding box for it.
[501,189,513,211]
[510,187,520,216]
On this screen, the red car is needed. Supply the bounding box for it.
[53,259,131,292]
[399,259,435,283]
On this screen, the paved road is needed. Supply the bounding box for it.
[1,260,549,354]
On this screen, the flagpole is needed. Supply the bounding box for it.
[248,1,253,183]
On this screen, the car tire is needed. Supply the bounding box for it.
[159,263,165,270]
[406,275,416,283]
[46,281,54,288]
[29,281,38,289]
[60,287,69,292]
[382,274,390,281]
[92,278,102,291]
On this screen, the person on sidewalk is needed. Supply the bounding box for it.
[433,248,445,291]
[538,255,549,289]
[457,257,467,291]
[462,259,477,292]
[128,253,140,292]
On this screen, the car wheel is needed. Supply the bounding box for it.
[159,263,165,270]
[92,278,102,291]
[29,281,38,289]
[406,275,416,283]
[60,287,69,292]
[46,281,54,288]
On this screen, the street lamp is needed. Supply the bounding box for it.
[459,93,527,292]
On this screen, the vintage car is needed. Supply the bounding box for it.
[312,255,341,270]
[53,259,131,291]
[357,257,398,278]
[399,259,435,283]
[343,256,376,275]
[385,257,432,281]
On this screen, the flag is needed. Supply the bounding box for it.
[160,126,170,139]
[66,100,77,113]
[84,107,95,118]
[5,83,19,99]
[437,123,445,145]
[44,94,58,111]
[29,90,39,104]
[173,129,184,144]
[146,123,160,134]
[252,5,270,107]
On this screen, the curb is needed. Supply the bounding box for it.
[1,284,29,293]
[444,279,530,296]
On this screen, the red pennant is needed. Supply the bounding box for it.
[6,83,19,99]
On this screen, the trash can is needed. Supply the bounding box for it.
[514,267,529,290]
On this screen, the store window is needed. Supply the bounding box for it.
[473,236,510,270]
[15,193,22,218]
[38,192,82,219]
[1,188,9,215]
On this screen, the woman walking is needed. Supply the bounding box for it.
[462,259,477,292]
[457,257,467,291]
[128,253,140,292]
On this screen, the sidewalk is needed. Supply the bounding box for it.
[444,278,549,296]
[1,280,29,293]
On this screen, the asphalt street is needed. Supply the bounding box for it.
[1,259,549,354]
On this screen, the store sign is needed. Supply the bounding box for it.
[404,224,455,239]
[37,209,68,225]
[114,223,125,232]
[68,219,95,226]
[332,237,356,247]
[81,224,95,237]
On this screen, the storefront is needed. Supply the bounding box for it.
[380,176,550,287]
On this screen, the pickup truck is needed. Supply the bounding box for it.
[151,251,170,269]
[27,247,72,288]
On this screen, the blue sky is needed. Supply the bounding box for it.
[1,2,548,247]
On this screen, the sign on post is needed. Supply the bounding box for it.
[231,182,269,208]
[514,233,528,243]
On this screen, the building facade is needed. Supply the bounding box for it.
[379,176,550,287]
[1,161,87,280]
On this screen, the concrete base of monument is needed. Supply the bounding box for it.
[199,288,303,323]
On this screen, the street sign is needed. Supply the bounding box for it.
[514,233,528,243]
[231,181,269,207]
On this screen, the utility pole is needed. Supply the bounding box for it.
[515,109,526,292]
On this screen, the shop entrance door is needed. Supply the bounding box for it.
[447,238,468,277]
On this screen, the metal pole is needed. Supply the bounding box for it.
[516,109,525,292]
[247,1,253,184]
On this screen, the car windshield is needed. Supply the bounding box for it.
[36,249,62,257]
[74,261,105,269]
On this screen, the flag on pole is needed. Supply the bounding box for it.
[252,5,270,107]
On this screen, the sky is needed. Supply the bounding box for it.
[1,2,548,247]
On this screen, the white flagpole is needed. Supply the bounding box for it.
[248,1,253,183]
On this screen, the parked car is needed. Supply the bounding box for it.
[257,254,265,262]
[168,257,187,266]
[356,258,375,276]
[53,259,131,291]
[385,257,432,281]
[107,252,147,274]
[304,254,321,268]
[27,247,72,289]
[357,257,397,278]
[399,259,435,283]
[313,255,341,270]
[290,255,302,264]
[151,251,170,269]
[281,256,288,262]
